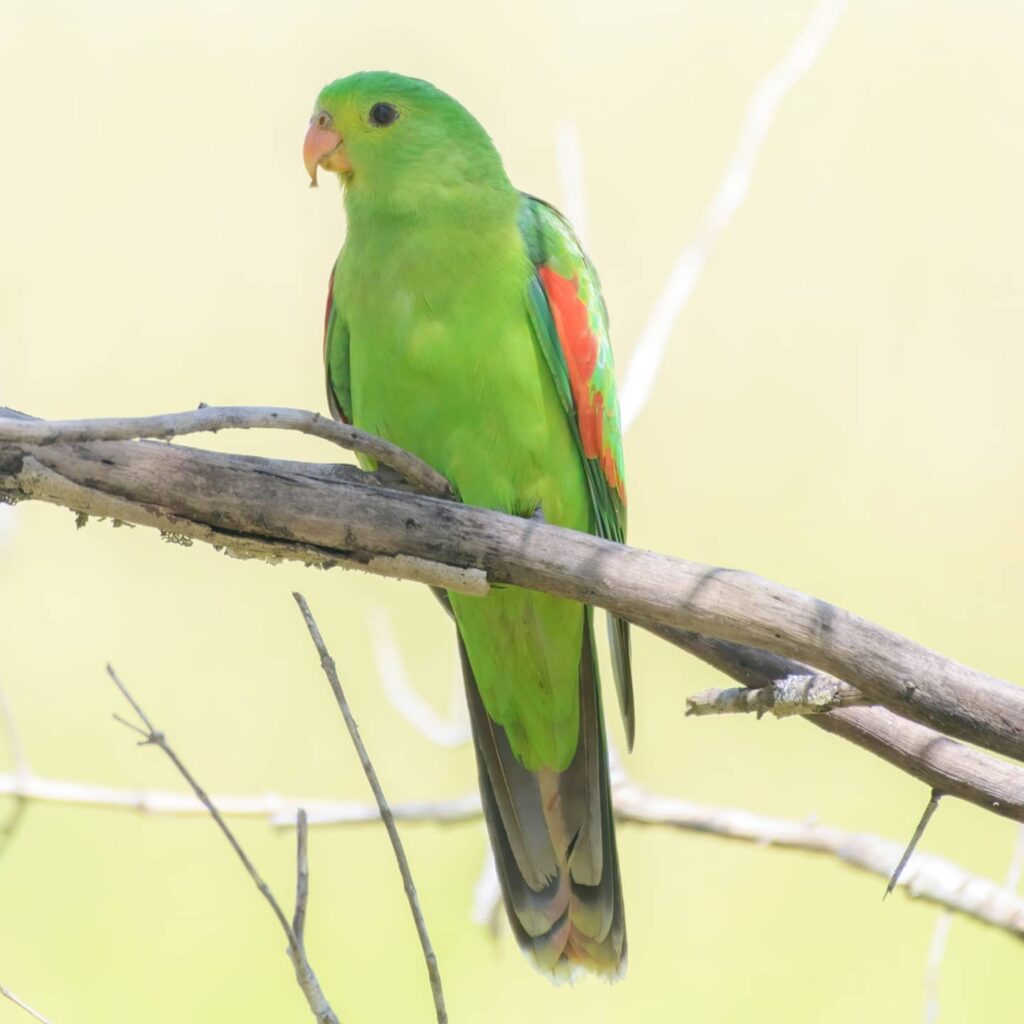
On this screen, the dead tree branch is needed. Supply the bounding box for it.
[652,628,1024,823]
[2,406,1023,788]
[107,666,340,1024]
[0,769,482,822]
[293,809,311,948]
[294,593,448,1024]
[0,405,449,497]
[686,675,868,718]
[0,984,56,1024]
[886,790,943,897]
[611,784,1024,940]
[1,763,1023,941]
[0,687,31,854]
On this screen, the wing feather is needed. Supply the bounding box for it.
[322,263,352,425]
[519,195,635,748]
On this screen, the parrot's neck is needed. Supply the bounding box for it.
[343,175,518,231]
[341,182,524,298]
[338,188,527,323]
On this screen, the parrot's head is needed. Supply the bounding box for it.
[303,71,511,214]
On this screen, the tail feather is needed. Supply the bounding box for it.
[458,611,626,980]
[476,744,573,970]
[608,613,635,751]
[469,681,559,891]
[562,625,605,887]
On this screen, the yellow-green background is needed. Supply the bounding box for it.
[2,1,1022,1021]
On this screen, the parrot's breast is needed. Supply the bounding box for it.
[334,215,591,769]
[338,222,588,531]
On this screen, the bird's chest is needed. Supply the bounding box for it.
[337,237,555,509]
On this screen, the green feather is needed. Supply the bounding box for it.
[518,195,634,746]
[315,70,629,977]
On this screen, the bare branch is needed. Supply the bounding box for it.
[6,407,1024,815]
[368,608,471,747]
[0,689,30,778]
[0,424,486,595]
[471,849,503,935]
[921,816,1024,1023]
[619,0,848,431]
[0,983,56,1024]
[656,628,1024,824]
[0,405,449,497]
[686,675,868,718]
[1006,825,1024,892]
[106,666,340,1024]
[0,770,482,823]
[886,790,943,898]
[0,687,31,853]
[1,749,1022,942]
[3,417,1018,767]
[612,783,1024,939]
[923,911,953,1024]
[554,121,590,250]
[293,809,310,948]
[293,593,447,1024]
[4,409,1024,813]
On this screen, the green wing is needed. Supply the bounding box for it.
[518,194,635,748]
[323,262,352,425]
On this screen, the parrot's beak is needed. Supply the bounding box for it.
[303,121,350,188]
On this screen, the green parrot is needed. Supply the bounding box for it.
[304,71,633,980]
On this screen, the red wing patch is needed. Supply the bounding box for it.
[538,266,623,501]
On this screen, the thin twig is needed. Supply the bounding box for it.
[0,770,483,823]
[0,689,30,777]
[657,627,1024,824]
[619,0,848,431]
[293,593,447,1024]
[923,911,953,1024]
[929,824,1024,1021]
[887,790,943,898]
[0,687,31,854]
[0,405,450,498]
[471,848,503,936]
[0,983,56,1024]
[1005,824,1024,893]
[368,609,471,748]
[106,665,340,1024]
[926,823,1024,1021]
[554,121,590,250]
[294,809,310,947]
[686,675,869,718]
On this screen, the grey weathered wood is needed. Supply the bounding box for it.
[2,410,1024,772]
[0,404,450,497]
[653,628,1024,823]
[685,674,868,718]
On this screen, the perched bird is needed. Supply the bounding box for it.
[304,71,633,980]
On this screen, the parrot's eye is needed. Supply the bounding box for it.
[315,111,332,130]
[369,102,399,127]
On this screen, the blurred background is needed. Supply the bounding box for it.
[2,0,1023,1020]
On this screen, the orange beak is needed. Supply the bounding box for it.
[303,121,351,187]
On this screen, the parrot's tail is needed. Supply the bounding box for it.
[458,609,627,982]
